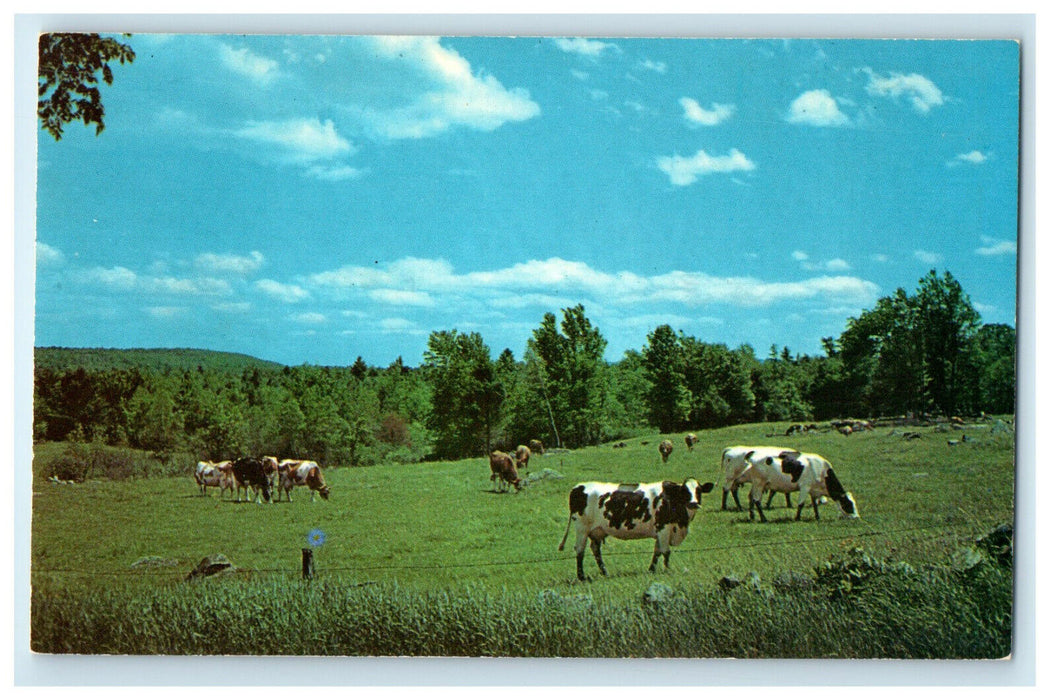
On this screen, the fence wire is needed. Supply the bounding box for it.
[30,519,982,579]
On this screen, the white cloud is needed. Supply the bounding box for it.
[363,37,540,140]
[212,302,252,313]
[914,250,942,265]
[379,317,427,335]
[86,266,230,295]
[219,43,279,86]
[368,289,436,307]
[87,266,137,289]
[680,98,735,127]
[196,251,265,274]
[786,89,850,127]
[657,148,756,186]
[638,59,667,74]
[304,164,364,182]
[552,38,618,58]
[235,118,352,163]
[254,279,310,303]
[145,306,186,319]
[589,89,609,101]
[975,237,1016,256]
[871,254,890,263]
[291,312,327,324]
[792,250,810,261]
[309,256,880,313]
[948,150,989,167]
[863,68,946,114]
[37,242,64,265]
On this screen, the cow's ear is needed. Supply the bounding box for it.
[699,482,715,493]
[745,450,755,460]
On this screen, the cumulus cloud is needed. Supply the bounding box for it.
[552,38,618,58]
[291,312,327,324]
[196,251,265,274]
[914,250,942,265]
[368,289,436,307]
[786,89,850,127]
[219,43,279,86]
[680,98,735,127]
[975,236,1016,256]
[254,279,310,303]
[145,306,186,319]
[307,256,879,311]
[657,148,756,186]
[363,36,540,140]
[863,68,946,114]
[37,242,64,265]
[235,118,352,163]
[638,59,667,74]
[948,150,989,167]
[85,266,230,296]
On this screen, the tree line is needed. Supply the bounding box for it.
[33,270,1015,465]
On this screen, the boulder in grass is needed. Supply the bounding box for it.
[130,556,179,569]
[642,582,676,606]
[186,554,236,580]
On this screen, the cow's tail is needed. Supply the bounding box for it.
[558,513,574,551]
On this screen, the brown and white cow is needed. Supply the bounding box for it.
[515,445,531,471]
[489,451,522,492]
[684,433,698,451]
[261,455,280,491]
[277,459,330,502]
[529,439,545,455]
[194,460,234,498]
[558,478,716,580]
[659,439,674,463]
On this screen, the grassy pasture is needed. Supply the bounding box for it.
[30,421,1015,655]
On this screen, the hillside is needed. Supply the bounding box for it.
[33,347,286,374]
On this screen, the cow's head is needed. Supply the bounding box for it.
[837,491,858,518]
[318,484,331,500]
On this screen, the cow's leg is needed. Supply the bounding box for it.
[785,493,793,508]
[752,492,768,523]
[574,531,589,581]
[765,489,777,509]
[731,484,743,511]
[812,496,821,520]
[589,536,607,576]
[721,487,730,511]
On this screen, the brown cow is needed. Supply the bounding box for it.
[684,433,698,451]
[489,451,522,492]
[659,439,674,463]
[515,445,531,471]
[529,439,545,455]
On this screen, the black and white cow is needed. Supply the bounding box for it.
[721,445,794,511]
[745,450,858,522]
[558,479,715,580]
[230,456,273,504]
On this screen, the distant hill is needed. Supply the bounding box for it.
[34,347,286,373]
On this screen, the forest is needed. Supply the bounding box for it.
[33,270,1015,467]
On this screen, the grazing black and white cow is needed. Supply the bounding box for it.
[277,459,330,502]
[721,445,795,511]
[745,450,858,522]
[230,457,273,504]
[558,479,715,580]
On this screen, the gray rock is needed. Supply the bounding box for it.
[186,553,236,580]
[642,582,676,605]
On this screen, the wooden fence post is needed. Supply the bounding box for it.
[301,548,314,580]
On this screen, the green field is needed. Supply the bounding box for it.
[31,421,1016,657]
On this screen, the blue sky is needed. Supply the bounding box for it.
[35,35,1021,367]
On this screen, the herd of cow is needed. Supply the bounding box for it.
[193,456,330,504]
[193,435,858,582]
[556,438,860,581]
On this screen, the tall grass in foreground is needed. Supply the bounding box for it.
[32,545,1011,658]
